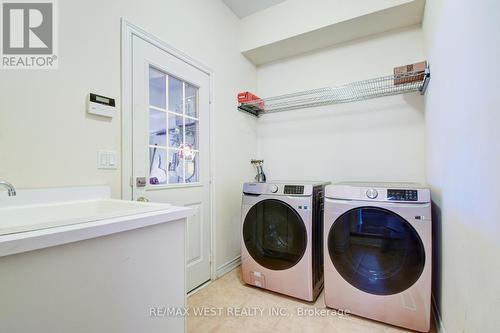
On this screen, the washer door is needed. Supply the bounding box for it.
[328,207,425,295]
[243,199,307,270]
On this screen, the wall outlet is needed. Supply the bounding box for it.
[98,150,118,170]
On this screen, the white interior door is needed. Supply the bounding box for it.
[132,36,211,292]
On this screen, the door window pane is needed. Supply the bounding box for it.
[169,76,183,113]
[185,83,198,118]
[185,152,198,183]
[185,118,198,149]
[327,207,425,296]
[168,149,184,184]
[149,147,167,185]
[149,109,166,146]
[149,67,166,109]
[168,113,184,148]
[243,199,307,270]
[147,67,200,185]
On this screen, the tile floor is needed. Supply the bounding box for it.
[187,267,436,333]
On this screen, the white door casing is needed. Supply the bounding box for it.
[121,19,214,292]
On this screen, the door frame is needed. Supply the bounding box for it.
[120,18,217,281]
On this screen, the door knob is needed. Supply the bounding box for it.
[137,197,149,202]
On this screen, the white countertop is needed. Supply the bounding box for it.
[0,186,194,257]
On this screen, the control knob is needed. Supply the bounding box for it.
[269,184,279,193]
[366,188,378,199]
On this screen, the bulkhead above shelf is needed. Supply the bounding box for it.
[238,67,430,117]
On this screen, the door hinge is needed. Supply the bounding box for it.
[130,176,134,187]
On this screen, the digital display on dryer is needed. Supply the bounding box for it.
[284,185,304,195]
[387,189,418,201]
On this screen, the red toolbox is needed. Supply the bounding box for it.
[237,91,265,115]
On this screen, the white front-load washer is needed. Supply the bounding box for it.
[324,182,432,332]
[241,181,329,301]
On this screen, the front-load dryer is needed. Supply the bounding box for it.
[241,181,329,301]
[324,182,432,332]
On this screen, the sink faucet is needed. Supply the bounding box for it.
[0,180,16,196]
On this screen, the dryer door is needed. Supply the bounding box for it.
[328,206,425,295]
[243,199,307,271]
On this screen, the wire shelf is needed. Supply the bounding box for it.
[238,68,430,116]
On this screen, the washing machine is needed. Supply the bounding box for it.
[324,182,432,332]
[241,181,329,301]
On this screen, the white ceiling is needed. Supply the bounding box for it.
[222,0,287,18]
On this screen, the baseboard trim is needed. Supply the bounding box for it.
[187,279,212,296]
[432,294,446,333]
[216,256,241,278]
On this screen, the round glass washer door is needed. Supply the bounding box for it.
[328,207,425,295]
[243,199,307,271]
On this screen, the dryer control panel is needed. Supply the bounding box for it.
[387,189,418,201]
[325,183,431,203]
[284,185,304,195]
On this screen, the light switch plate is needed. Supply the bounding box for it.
[98,150,118,170]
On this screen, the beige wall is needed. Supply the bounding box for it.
[423,0,500,331]
[256,26,426,184]
[0,0,258,271]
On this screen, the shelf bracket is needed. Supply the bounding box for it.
[419,67,431,95]
[238,104,261,117]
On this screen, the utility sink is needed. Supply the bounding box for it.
[0,186,191,333]
[0,199,173,236]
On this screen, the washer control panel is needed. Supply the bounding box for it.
[284,185,304,195]
[387,189,418,201]
[243,182,319,196]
